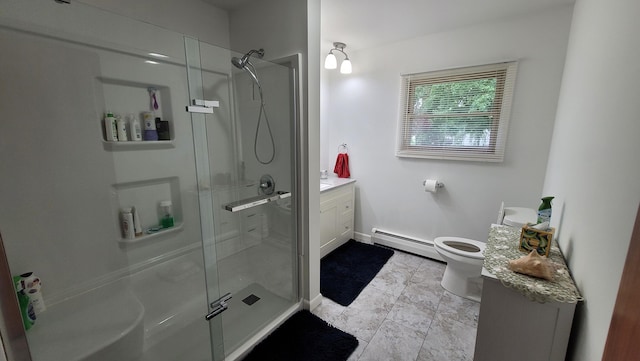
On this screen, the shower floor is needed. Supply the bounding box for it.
[140,283,290,361]
[217,235,295,300]
[216,235,297,354]
[139,236,297,361]
[221,282,292,354]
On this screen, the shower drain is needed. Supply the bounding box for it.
[242,294,260,306]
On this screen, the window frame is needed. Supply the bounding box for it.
[395,61,518,162]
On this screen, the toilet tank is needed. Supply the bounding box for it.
[502,207,537,228]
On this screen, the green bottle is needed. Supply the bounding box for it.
[537,196,554,224]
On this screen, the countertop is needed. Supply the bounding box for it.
[320,176,356,193]
[482,224,583,304]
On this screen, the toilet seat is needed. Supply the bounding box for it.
[434,237,485,260]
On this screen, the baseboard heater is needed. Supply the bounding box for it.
[371,228,444,262]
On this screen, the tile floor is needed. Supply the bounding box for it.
[313,248,480,361]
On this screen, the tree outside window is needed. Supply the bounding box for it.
[397,62,517,162]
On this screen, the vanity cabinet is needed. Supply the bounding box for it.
[474,225,581,361]
[320,182,354,258]
[474,275,577,361]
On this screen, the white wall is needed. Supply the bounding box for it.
[321,6,573,243]
[80,0,230,48]
[542,0,640,359]
[227,0,307,60]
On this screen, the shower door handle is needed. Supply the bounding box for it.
[205,292,232,321]
[205,303,228,320]
[186,99,220,114]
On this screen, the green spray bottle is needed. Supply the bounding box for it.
[537,196,555,224]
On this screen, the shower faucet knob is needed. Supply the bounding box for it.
[259,174,275,195]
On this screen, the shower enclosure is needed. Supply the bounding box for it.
[0,1,300,360]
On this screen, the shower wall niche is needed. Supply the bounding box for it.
[113,177,183,245]
[97,76,184,246]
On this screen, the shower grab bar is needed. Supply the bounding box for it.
[224,191,291,212]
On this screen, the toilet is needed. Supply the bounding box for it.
[434,206,537,302]
[500,206,537,228]
[434,237,486,302]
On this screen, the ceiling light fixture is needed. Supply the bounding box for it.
[324,42,352,74]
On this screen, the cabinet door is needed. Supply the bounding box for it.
[338,214,354,240]
[320,199,338,251]
[339,195,353,216]
[337,194,354,240]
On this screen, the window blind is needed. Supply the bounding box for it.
[396,62,518,162]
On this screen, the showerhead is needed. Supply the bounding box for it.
[231,56,244,69]
[231,48,264,70]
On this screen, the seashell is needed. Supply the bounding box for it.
[508,250,554,281]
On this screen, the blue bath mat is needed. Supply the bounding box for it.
[242,310,358,361]
[321,239,394,306]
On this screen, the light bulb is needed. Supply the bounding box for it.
[324,53,337,69]
[340,58,352,74]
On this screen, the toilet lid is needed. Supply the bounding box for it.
[434,237,485,260]
[503,207,537,228]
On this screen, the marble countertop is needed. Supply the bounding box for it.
[482,224,583,304]
[320,176,356,193]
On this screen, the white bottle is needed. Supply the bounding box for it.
[116,115,128,141]
[132,206,143,236]
[27,288,46,314]
[104,111,118,141]
[129,114,143,141]
[121,208,135,239]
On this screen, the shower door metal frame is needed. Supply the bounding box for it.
[186,40,305,359]
[271,53,304,303]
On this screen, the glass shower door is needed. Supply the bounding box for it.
[0,2,226,361]
[0,1,298,357]
[185,38,300,359]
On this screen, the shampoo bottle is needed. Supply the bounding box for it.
[129,114,143,141]
[142,112,158,141]
[132,206,143,237]
[116,115,128,141]
[104,111,118,141]
[121,208,135,239]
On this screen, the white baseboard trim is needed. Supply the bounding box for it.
[354,231,372,244]
[370,227,444,262]
[307,293,323,311]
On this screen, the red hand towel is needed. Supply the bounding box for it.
[334,153,350,178]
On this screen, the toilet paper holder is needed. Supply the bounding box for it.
[423,180,445,188]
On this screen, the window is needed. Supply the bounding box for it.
[396,62,517,162]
